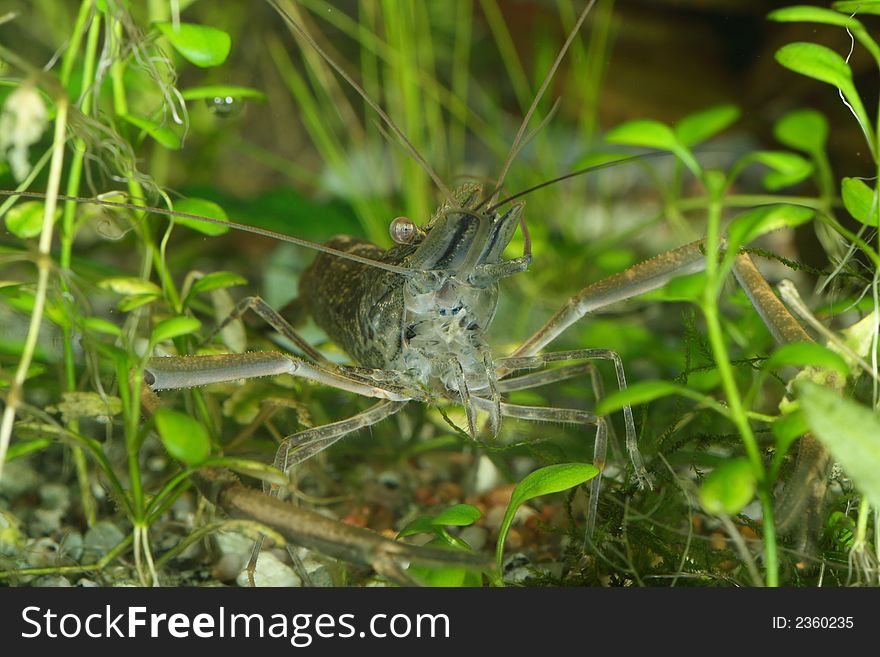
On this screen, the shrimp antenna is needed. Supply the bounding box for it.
[267,0,456,205]
[487,151,669,212]
[489,0,597,207]
[0,190,417,276]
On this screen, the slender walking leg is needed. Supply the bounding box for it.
[247,399,408,585]
[208,295,330,365]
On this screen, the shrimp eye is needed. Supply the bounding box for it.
[389,216,418,244]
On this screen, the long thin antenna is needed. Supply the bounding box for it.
[491,0,597,204]
[487,151,669,212]
[0,190,416,276]
[267,0,456,204]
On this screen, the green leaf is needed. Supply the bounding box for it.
[495,463,599,570]
[118,113,182,150]
[398,516,440,538]
[773,109,829,154]
[154,408,211,466]
[98,276,162,296]
[5,438,53,461]
[774,43,870,144]
[5,201,57,238]
[841,177,878,227]
[408,536,482,587]
[171,197,229,235]
[117,294,159,312]
[675,104,741,147]
[769,6,862,29]
[699,458,756,515]
[82,317,123,337]
[771,410,809,477]
[150,316,201,345]
[764,342,850,378]
[796,382,880,509]
[744,151,814,190]
[205,457,287,486]
[606,119,678,151]
[725,204,814,255]
[833,1,880,16]
[180,85,267,102]
[188,271,247,298]
[155,22,231,68]
[775,42,853,90]
[596,380,722,416]
[432,504,481,527]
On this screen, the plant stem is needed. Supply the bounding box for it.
[0,99,69,480]
[701,177,778,587]
[60,1,102,527]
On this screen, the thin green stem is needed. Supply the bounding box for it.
[0,99,69,480]
[60,2,102,527]
[701,177,778,587]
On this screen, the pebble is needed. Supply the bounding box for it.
[0,459,41,497]
[299,558,334,587]
[83,520,125,564]
[458,525,488,552]
[235,551,301,587]
[60,530,83,562]
[29,508,64,535]
[32,575,72,587]
[24,537,61,567]
[473,455,504,495]
[502,552,533,584]
[39,482,71,511]
[485,504,535,531]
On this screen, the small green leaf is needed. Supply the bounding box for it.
[675,104,741,147]
[771,409,809,447]
[82,317,123,337]
[206,457,287,486]
[833,1,880,16]
[841,177,878,226]
[180,85,266,102]
[171,197,229,235]
[725,204,814,255]
[773,109,829,154]
[495,463,598,570]
[154,408,211,466]
[119,113,182,150]
[398,516,440,538]
[5,438,53,461]
[5,201,57,238]
[150,316,201,344]
[117,294,159,312]
[775,42,853,90]
[598,379,729,418]
[771,410,809,476]
[606,119,678,151]
[408,536,482,587]
[764,342,850,378]
[98,276,162,296]
[597,380,693,414]
[797,381,880,509]
[155,22,232,68]
[188,271,247,298]
[699,458,756,515]
[775,43,870,142]
[769,6,862,29]
[432,504,481,527]
[743,151,814,190]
